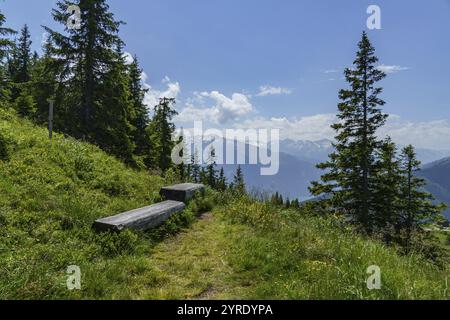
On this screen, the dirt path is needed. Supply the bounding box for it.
[137,213,240,300]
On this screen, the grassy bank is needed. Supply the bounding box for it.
[0,108,448,300]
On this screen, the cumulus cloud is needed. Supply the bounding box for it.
[176,91,253,124]
[256,85,292,97]
[377,65,409,74]
[142,73,181,109]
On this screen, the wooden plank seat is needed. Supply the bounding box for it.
[93,200,186,232]
[160,183,205,202]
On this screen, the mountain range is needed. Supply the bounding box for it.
[217,139,450,219]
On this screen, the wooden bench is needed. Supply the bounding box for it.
[93,200,186,232]
[160,183,205,202]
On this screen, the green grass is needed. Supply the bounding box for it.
[213,197,449,300]
[0,107,169,299]
[0,107,448,300]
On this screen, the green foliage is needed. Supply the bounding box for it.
[128,55,150,156]
[311,32,388,234]
[15,90,36,118]
[231,165,246,194]
[309,32,446,251]
[0,10,15,102]
[43,0,135,161]
[215,197,449,299]
[147,97,178,172]
[0,108,169,299]
[8,24,32,100]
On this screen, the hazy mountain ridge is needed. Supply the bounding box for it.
[419,157,450,220]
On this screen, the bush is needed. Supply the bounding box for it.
[15,92,36,118]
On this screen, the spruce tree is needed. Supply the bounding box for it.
[0,10,15,103]
[128,55,149,155]
[12,25,32,84]
[372,137,401,240]
[0,11,15,62]
[232,165,246,194]
[96,46,134,161]
[217,168,227,192]
[205,147,218,189]
[44,0,129,144]
[190,150,201,183]
[148,97,178,172]
[398,145,446,251]
[310,32,387,234]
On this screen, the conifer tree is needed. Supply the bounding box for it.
[0,10,15,102]
[128,55,149,155]
[205,147,218,189]
[285,198,291,209]
[232,165,246,194]
[96,46,134,161]
[372,137,402,239]
[148,97,178,172]
[44,0,129,144]
[190,150,201,183]
[398,145,445,251]
[11,25,32,85]
[15,90,36,118]
[310,32,387,234]
[217,168,227,192]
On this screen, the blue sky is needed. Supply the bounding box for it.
[2,0,450,149]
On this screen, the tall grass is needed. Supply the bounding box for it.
[215,196,449,300]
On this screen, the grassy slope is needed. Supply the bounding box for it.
[0,108,448,300]
[0,108,167,299]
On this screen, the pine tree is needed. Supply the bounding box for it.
[95,46,134,161]
[148,97,178,172]
[372,137,401,240]
[285,198,291,209]
[44,0,129,145]
[310,32,387,234]
[8,25,34,114]
[0,11,15,62]
[29,50,60,124]
[217,168,227,192]
[15,90,36,118]
[205,147,218,189]
[190,150,201,183]
[0,10,15,103]
[12,25,32,84]
[128,55,149,155]
[398,145,446,251]
[232,165,246,194]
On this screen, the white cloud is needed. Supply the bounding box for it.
[176,91,253,124]
[380,116,450,150]
[256,85,292,97]
[377,65,409,74]
[142,73,181,109]
[235,114,336,141]
[123,51,134,65]
[324,69,339,74]
[233,113,450,150]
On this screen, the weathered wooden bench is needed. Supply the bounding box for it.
[93,200,186,232]
[160,183,205,202]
